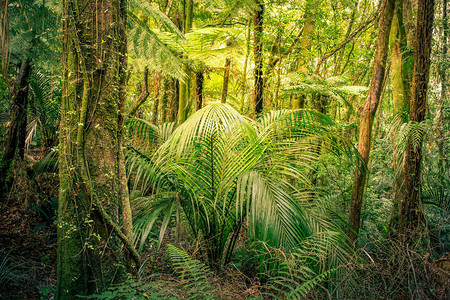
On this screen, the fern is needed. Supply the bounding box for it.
[166,244,215,300]
[80,277,178,300]
[0,251,23,286]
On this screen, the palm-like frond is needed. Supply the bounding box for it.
[128,104,358,268]
[280,73,368,112]
[127,1,186,79]
[27,68,61,148]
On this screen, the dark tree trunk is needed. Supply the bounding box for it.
[152,71,162,125]
[253,0,264,116]
[221,58,231,103]
[168,79,179,122]
[129,67,149,117]
[395,0,435,236]
[160,77,169,122]
[435,0,448,173]
[0,60,31,195]
[348,0,395,242]
[57,0,138,297]
[195,71,204,110]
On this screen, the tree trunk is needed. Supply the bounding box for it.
[160,77,169,122]
[390,0,412,122]
[221,58,231,103]
[293,0,317,109]
[129,67,149,117]
[348,0,395,242]
[435,0,448,173]
[169,79,179,122]
[396,0,435,236]
[240,17,252,113]
[253,0,264,117]
[57,0,139,297]
[178,0,193,124]
[0,60,31,195]
[195,71,204,110]
[152,71,162,125]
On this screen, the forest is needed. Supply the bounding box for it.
[0,0,448,299]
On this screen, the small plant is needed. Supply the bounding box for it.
[167,244,215,300]
[0,250,23,286]
[80,277,178,300]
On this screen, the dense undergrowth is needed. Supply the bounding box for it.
[1,104,449,299]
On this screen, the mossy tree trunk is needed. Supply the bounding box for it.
[152,71,162,125]
[178,0,193,124]
[395,0,435,236]
[390,0,412,123]
[253,0,264,117]
[435,0,448,173]
[221,58,231,103]
[292,0,317,109]
[348,0,395,242]
[57,0,138,298]
[0,60,31,196]
[195,71,204,110]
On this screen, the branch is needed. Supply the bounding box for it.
[129,67,150,116]
[314,10,380,74]
[93,199,141,269]
[268,26,304,69]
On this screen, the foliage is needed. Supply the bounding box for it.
[80,277,178,300]
[0,251,22,286]
[26,68,61,149]
[167,244,215,300]
[128,104,358,270]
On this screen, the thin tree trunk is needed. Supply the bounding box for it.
[169,79,179,122]
[334,4,357,76]
[195,71,204,110]
[436,0,448,173]
[160,77,169,122]
[57,0,139,297]
[152,71,161,124]
[292,1,317,109]
[396,0,435,236]
[129,67,149,117]
[253,0,264,116]
[240,17,252,113]
[0,60,31,195]
[221,58,231,103]
[348,0,395,242]
[178,0,193,124]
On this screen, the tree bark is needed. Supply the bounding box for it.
[348,0,395,242]
[152,71,162,125]
[178,0,193,124]
[160,77,169,122]
[435,0,448,173]
[129,67,149,117]
[0,60,31,195]
[169,79,179,122]
[390,0,412,122]
[57,0,138,297]
[396,0,435,236]
[292,0,318,109]
[253,0,264,117]
[195,71,204,110]
[221,58,231,103]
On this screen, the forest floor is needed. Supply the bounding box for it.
[0,150,259,300]
[0,185,58,299]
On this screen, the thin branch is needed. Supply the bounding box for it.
[129,67,150,116]
[314,10,380,74]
